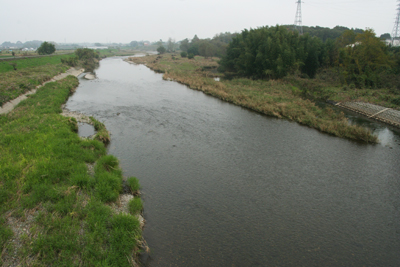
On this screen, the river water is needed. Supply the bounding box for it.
[66,57,400,267]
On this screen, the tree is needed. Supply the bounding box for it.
[336,30,356,48]
[192,35,200,43]
[380,33,391,40]
[167,38,175,52]
[157,45,166,54]
[130,41,138,47]
[37,41,55,55]
[338,29,393,87]
[198,40,217,58]
[180,39,190,52]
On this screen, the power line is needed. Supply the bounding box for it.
[294,0,304,34]
[392,0,400,45]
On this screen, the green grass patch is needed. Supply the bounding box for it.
[0,63,70,106]
[0,55,73,73]
[127,177,140,194]
[89,116,111,144]
[0,76,142,265]
[128,198,143,215]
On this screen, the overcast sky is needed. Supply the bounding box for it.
[0,0,397,44]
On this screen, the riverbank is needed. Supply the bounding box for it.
[0,67,84,115]
[1,75,145,265]
[127,54,378,143]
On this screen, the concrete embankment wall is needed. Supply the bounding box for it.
[335,101,400,128]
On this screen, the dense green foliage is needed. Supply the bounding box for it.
[336,29,398,88]
[67,48,100,72]
[75,48,100,61]
[283,25,364,42]
[220,26,325,79]
[220,26,400,90]
[37,42,56,55]
[0,76,142,265]
[180,32,238,58]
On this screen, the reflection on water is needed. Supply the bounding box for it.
[345,112,400,147]
[77,123,95,137]
[66,57,400,267]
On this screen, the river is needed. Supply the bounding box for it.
[66,57,400,267]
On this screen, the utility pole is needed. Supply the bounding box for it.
[294,0,304,35]
[392,0,400,46]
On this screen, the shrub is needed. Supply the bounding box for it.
[180,51,187,58]
[61,56,78,67]
[188,53,195,59]
[157,46,166,54]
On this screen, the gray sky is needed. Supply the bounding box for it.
[0,0,397,44]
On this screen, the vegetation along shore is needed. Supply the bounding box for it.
[127,54,377,143]
[1,50,144,266]
[128,26,400,143]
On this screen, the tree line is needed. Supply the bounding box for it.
[176,33,238,58]
[218,25,400,89]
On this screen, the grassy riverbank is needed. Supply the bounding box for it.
[0,76,143,266]
[0,55,74,107]
[128,54,378,143]
[0,50,137,107]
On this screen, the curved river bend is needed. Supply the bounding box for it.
[66,57,400,267]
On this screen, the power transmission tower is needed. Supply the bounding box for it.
[294,0,304,35]
[392,0,400,45]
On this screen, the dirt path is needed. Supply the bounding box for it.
[0,67,85,115]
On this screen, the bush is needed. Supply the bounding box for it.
[61,56,78,67]
[180,51,187,58]
[128,198,143,214]
[157,46,166,54]
[188,53,195,59]
[37,42,56,55]
[75,48,99,60]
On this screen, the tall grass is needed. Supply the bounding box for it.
[0,76,142,265]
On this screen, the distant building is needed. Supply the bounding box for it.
[21,48,36,51]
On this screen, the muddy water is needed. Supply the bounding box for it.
[65,57,400,267]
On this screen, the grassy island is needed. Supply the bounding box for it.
[128,54,380,143]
